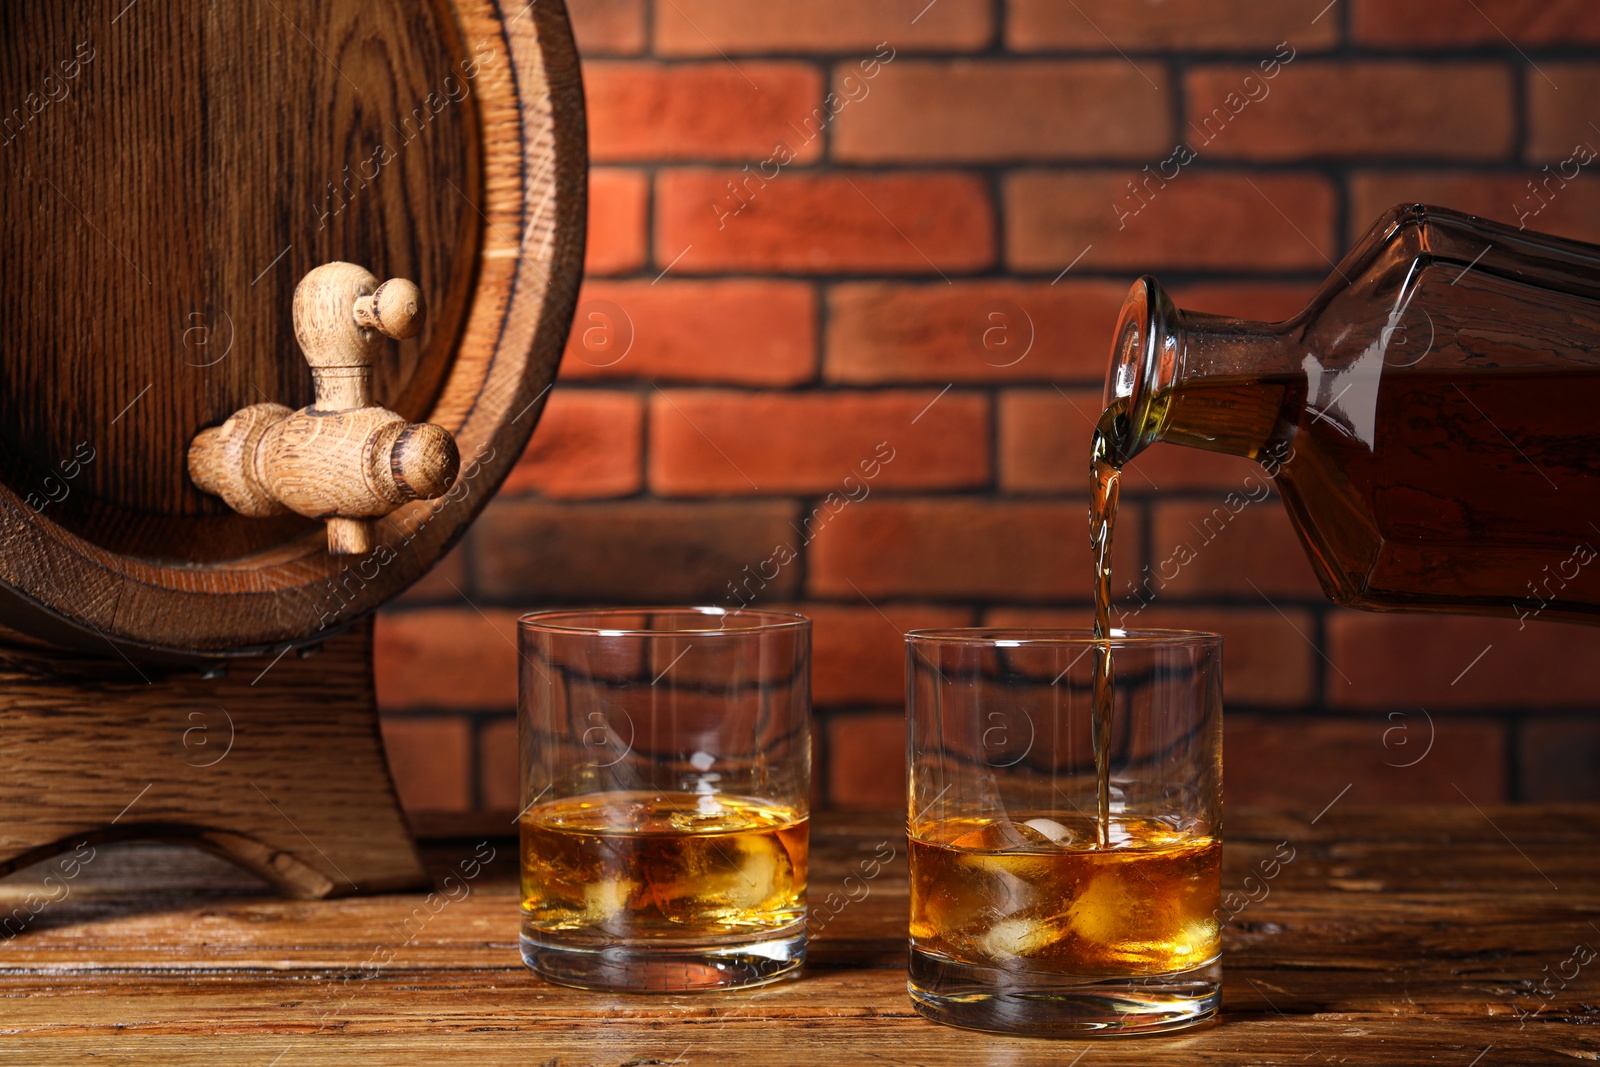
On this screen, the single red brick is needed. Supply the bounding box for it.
[1520,718,1600,802]
[585,62,823,163]
[976,605,1094,631]
[587,168,648,275]
[982,605,1315,707]
[1325,613,1600,710]
[472,499,803,603]
[649,390,990,496]
[1000,388,1269,495]
[998,389,1097,494]
[1348,171,1600,246]
[393,545,469,604]
[825,281,1128,385]
[1008,0,1338,51]
[1123,607,1316,708]
[374,609,521,711]
[568,0,647,55]
[808,499,1143,601]
[478,717,520,812]
[560,279,816,385]
[653,0,993,55]
[1005,171,1337,272]
[1224,715,1508,808]
[501,390,642,499]
[1526,66,1600,162]
[1148,499,1324,600]
[380,716,474,813]
[782,602,974,707]
[657,170,995,275]
[826,711,907,808]
[1183,62,1514,162]
[1164,281,1318,324]
[1352,0,1600,46]
[831,60,1172,163]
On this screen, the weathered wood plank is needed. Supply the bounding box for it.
[0,1019,1585,1066]
[0,808,1596,1064]
[0,621,432,900]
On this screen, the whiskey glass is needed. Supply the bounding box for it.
[906,629,1223,1035]
[518,607,811,992]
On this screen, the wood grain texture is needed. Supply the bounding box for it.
[0,0,585,655]
[184,403,294,518]
[0,808,1596,1063]
[0,619,427,899]
[0,0,477,549]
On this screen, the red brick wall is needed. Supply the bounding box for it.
[376,0,1600,815]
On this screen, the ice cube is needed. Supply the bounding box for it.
[952,818,1055,851]
[1021,817,1077,846]
[583,876,644,931]
[1065,871,1137,947]
[667,801,732,832]
[951,821,1028,851]
[951,817,1077,851]
[648,831,794,925]
[977,915,1066,961]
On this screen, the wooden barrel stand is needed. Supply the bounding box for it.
[0,621,425,897]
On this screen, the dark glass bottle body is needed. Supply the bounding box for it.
[1105,204,1600,625]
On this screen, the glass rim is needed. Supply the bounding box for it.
[517,605,811,637]
[905,627,1221,647]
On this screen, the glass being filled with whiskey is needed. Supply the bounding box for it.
[518,607,811,991]
[906,629,1223,1036]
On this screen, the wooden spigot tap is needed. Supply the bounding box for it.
[189,263,460,555]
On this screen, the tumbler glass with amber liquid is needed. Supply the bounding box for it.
[518,608,811,991]
[1100,204,1600,625]
[906,629,1223,1036]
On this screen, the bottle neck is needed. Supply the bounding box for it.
[1104,277,1299,464]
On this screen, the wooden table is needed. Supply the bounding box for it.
[1,808,1597,1064]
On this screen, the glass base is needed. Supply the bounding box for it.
[521,925,806,992]
[908,948,1220,1037]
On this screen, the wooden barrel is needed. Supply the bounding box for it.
[0,0,584,656]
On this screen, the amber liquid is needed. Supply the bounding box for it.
[909,813,1221,975]
[1088,420,1122,847]
[1154,368,1600,620]
[520,792,808,941]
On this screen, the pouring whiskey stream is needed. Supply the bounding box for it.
[1087,202,1600,836]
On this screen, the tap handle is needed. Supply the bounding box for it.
[189,263,459,556]
[292,263,428,411]
[354,278,424,340]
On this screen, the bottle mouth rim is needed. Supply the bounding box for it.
[1105,276,1179,463]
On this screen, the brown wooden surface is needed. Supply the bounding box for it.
[0,0,585,655]
[0,619,427,899]
[1,807,1596,1063]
